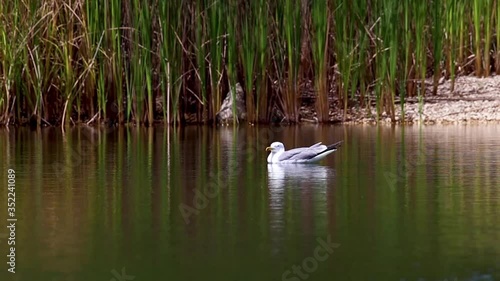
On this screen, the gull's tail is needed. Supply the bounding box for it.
[326,141,343,151]
[307,140,343,162]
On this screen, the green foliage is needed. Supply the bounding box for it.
[0,0,498,126]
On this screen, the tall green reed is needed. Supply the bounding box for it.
[207,0,224,122]
[0,0,17,123]
[110,0,123,122]
[269,1,287,122]
[483,0,493,76]
[312,0,329,122]
[400,0,413,117]
[457,1,466,66]
[240,2,257,123]
[473,0,483,76]
[131,0,154,125]
[24,2,49,126]
[497,0,500,74]
[384,0,398,120]
[226,0,238,125]
[413,0,426,115]
[194,0,207,122]
[84,0,105,123]
[254,0,269,123]
[284,0,301,123]
[446,0,461,92]
[431,0,443,96]
[159,0,183,124]
[351,0,368,108]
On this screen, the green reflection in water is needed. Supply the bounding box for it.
[0,125,499,281]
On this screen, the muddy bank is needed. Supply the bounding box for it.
[312,76,500,124]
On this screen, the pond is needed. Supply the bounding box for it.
[0,124,499,281]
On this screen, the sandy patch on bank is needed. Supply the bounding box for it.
[318,76,500,124]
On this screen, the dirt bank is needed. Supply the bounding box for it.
[299,76,500,124]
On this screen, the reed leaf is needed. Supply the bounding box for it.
[240,3,256,123]
[207,0,224,121]
[255,0,269,123]
[284,0,301,122]
[312,0,329,122]
[484,0,493,76]
[226,0,238,125]
[497,0,500,73]
[473,0,483,76]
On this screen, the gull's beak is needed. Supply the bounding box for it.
[266,147,273,152]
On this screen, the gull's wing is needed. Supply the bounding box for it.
[278,142,328,161]
[284,142,322,155]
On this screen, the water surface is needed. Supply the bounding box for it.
[0,124,499,281]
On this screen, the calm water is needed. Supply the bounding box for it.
[0,124,499,281]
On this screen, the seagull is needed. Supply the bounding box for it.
[265,141,343,164]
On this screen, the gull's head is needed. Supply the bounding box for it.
[266,142,285,153]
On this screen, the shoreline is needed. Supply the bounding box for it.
[4,76,500,127]
[326,76,500,125]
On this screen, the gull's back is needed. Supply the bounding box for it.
[278,142,328,162]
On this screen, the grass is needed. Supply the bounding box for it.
[0,0,499,126]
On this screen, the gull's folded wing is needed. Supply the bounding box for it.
[278,143,328,161]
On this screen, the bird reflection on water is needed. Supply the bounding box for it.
[266,164,336,255]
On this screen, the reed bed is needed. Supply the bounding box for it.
[1,0,500,126]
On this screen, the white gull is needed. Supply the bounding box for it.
[265,141,343,164]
